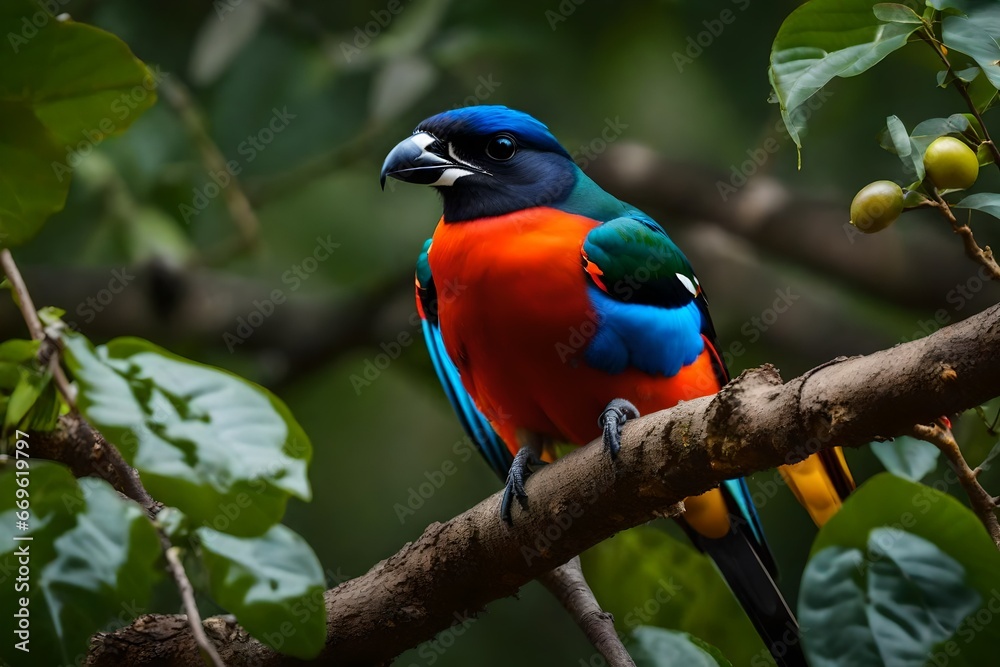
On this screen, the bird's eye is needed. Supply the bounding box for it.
[486,134,517,161]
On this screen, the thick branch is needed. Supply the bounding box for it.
[86,303,1000,665]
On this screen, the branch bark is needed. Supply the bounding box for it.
[539,557,636,667]
[83,302,1000,666]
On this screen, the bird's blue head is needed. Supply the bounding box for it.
[381,106,594,222]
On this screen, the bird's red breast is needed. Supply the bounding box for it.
[429,207,720,455]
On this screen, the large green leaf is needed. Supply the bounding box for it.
[0,1,157,246]
[802,530,980,667]
[870,436,940,481]
[582,526,764,665]
[943,6,1000,91]
[198,524,327,659]
[800,473,1000,667]
[0,462,161,667]
[798,548,882,667]
[62,334,312,536]
[628,626,732,667]
[768,0,922,156]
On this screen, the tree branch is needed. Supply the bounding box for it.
[0,248,76,405]
[84,302,1000,665]
[539,557,636,667]
[912,421,1000,549]
[928,189,1000,280]
[2,249,224,666]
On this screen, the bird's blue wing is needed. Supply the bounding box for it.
[416,239,512,480]
[583,216,774,568]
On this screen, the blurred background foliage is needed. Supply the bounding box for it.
[4,0,1000,664]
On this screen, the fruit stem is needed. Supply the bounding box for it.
[928,188,1000,280]
[918,29,1000,173]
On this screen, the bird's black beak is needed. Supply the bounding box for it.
[380,131,482,190]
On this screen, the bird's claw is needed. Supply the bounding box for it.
[599,398,640,459]
[500,446,540,525]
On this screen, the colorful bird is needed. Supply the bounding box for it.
[381,105,854,667]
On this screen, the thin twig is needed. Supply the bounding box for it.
[0,249,77,405]
[539,557,635,667]
[918,28,1000,171]
[160,78,261,258]
[912,422,1000,550]
[163,540,226,667]
[927,190,1000,280]
[1,248,224,666]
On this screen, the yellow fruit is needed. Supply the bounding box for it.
[924,136,979,190]
[850,181,903,233]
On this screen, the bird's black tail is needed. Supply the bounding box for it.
[691,528,807,667]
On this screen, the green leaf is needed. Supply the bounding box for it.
[0,462,161,667]
[0,340,40,363]
[582,526,764,665]
[198,524,327,659]
[882,114,973,180]
[885,115,912,158]
[926,0,970,11]
[873,3,924,24]
[3,366,56,432]
[802,473,1000,667]
[0,2,158,247]
[0,101,66,247]
[628,626,732,667]
[62,333,312,536]
[953,192,1000,220]
[870,436,940,481]
[802,529,980,666]
[942,6,1000,90]
[0,341,59,432]
[798,548,882,667]
[968,66,1000,112]
[769,0,922,156]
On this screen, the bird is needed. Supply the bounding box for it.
[381,105,854,667]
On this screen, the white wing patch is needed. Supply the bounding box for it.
[676,273,697,296]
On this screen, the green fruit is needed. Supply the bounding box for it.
[924,136,979,190]
[850,180,904,233]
